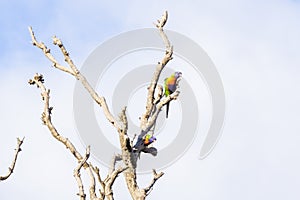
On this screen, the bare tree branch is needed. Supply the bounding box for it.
[28,74,84,161]
[144,169,164,196]
[0,137,24,181]
[28,74,124,200]
[52,35,80,76]
[153,84,164,105]
[103,166,128,200]
[86,163,100,200]
[118,107,128,135]
[29,10,179,200]
[74,146,90,200]
[140,10,173,136]
[89,161,127,200]
[28,27,121,132]
[144,89,181,134]
[90,164,105,199]
[28,27,76,76]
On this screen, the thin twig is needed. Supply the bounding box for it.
[144,169,164,196]
[86,163,98,200]
[28,27,76,76]
[0,137,24,181]
[91,164,105,199]
[28,73,84,161]
[73,146,90,200]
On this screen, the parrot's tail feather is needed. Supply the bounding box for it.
[166,102,170,118]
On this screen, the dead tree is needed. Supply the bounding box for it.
[0,137,24,181]
[28,11,180,200]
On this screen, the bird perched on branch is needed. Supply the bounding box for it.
[144,134,156,146]
[164,71,182,118]
[133,134,157,152]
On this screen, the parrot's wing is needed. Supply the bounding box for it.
[142,147,158,157]
[168,84,177,93]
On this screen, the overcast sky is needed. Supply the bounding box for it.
[1,0,300,199]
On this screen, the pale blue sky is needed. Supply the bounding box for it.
[1,0,300,199]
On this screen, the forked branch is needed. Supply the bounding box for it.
[141,11,173,129]
[28,27,121,132]
[144,169,164,196]
[29,74,125,200]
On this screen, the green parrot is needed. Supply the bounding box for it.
[164,71,182,118]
